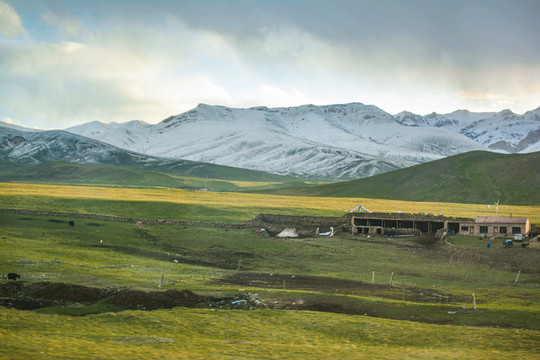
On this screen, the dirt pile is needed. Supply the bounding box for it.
[106,289,199,310]
[0,281,200,311]
[31,282,102,303]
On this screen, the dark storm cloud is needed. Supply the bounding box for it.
[162,0,540,63]
[1,0,539,128]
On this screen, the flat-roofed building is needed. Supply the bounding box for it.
[462,217,531,237]
[349,212,530,237]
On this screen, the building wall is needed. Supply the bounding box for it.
[456,221,530,237]
[351,213,530,238]
[470,220,530,237]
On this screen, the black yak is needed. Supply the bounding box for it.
[7,273,20,280]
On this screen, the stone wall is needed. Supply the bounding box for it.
[249,213,349,228]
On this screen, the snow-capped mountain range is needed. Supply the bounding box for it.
[0,127,157,165]
[394,107,540,153]
[2,103,539,180]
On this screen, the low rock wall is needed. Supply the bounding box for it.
[0,208,249,229]
[249,213,349,228]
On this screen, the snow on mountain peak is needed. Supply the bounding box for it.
[7,102,539,181]
[60,103,493,180]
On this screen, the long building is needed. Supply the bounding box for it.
[348,212,530,237]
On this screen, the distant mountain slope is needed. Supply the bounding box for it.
[260,151,540,205]
[0,121,42,133]
[0,126,302,183]
[65,103,486,181]
[0,126,151,166]
[0,161,307,191]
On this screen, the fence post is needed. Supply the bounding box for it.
[389,272,394,286]
[159,274,164,289]
[514,270,521,284]
[472,293,476,310]
[371,271,375,284]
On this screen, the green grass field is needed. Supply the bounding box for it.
[260,151,540,205]
[0,161,311,192]
[1,182,539,359]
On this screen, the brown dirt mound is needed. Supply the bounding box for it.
[30,282,102,303]
[106,289,199,310]
[0,281,200,311]
[0,280,26,295]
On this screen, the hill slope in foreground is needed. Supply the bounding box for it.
[0,160,308,191]
[261,151,540,206]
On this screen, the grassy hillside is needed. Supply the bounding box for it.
[0,161,309,191]
[136,158,303,182]
[259,151,540,205]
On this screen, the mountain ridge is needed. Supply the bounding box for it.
[0,126,301,183]
[4,102,539,181]
[63,102,494,180]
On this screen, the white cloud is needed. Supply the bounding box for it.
[236,85,310,108]
[40,9,82,36]
[0,0,26,37]
[1,116,23,126]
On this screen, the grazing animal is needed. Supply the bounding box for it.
[69,221,75,226]
[7,273,20,280]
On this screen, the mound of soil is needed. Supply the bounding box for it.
[106,289,199,310]
[0,281,200,311]
[30,282,102,303]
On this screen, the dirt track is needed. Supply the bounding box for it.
[217,272,467,304]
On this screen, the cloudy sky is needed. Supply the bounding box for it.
[1,0,539,129]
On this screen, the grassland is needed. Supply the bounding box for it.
[2,182,540,223]
[1,181,539,359]
[2,306,538,360]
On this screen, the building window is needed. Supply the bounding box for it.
[461,226,469,232]
[512,227,521,234]
[479,226,488,234]
[500,227,507,234]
